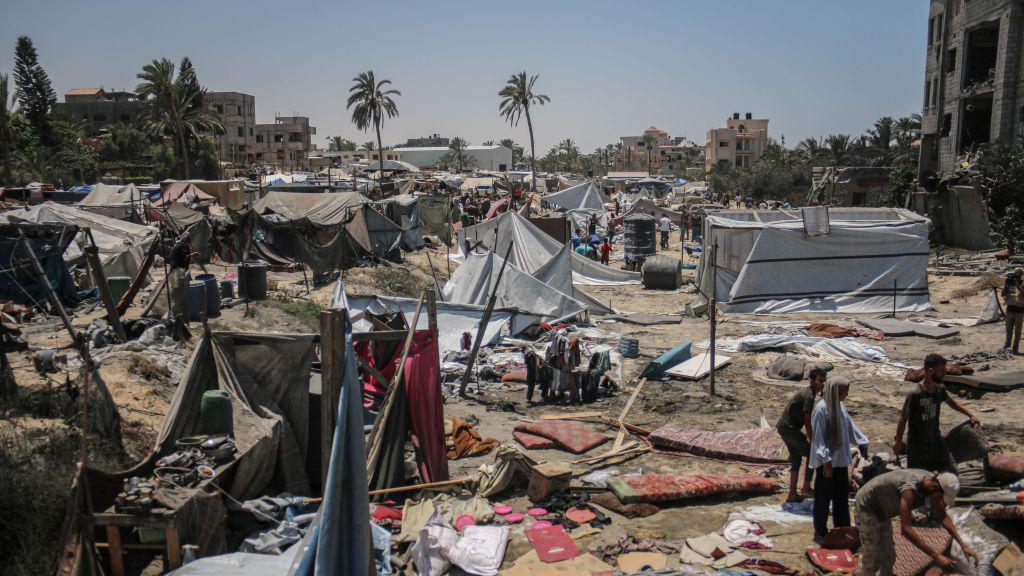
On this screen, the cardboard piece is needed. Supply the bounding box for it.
[618,552,668,573]
[501,550,612,576]
[664,352,732,380]
[994,542,1023,576]
[526,524,580,563]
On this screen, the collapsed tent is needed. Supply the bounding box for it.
[155,182,216,206]
[696,208,931,314]
[619,197,683,225]
[247,192,401,273]
[459,210,639,286]
[443,251,589,331]
[541,180,609,212]
[0,221,81,306]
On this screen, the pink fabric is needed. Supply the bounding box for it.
[514,430,556,449]
[514,421,609,454]
[404,331,448,483]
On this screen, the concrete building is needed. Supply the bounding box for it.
[53,88,145,133]
[206,92,257,166]
[918,0,1024,184]
[392,145,513,171]
[308,149,402,171]
[705,113,770,172]
[255,116,318,171]
[616,126,700,175]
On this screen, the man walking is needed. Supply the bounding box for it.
[1002,271,1023,353]
[776,367,825,502]
[659,215,671,249]
[854,469,977,576]
[893,354,980,473]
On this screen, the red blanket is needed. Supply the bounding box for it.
[649,425,787,464]
[608,472,778,504]
[513,430,556,450]
[513,421,609,454]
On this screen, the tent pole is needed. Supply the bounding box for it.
[425,252,445,302]
[83,229,128,342]
[709,240,718,397]
[459,243,512,397]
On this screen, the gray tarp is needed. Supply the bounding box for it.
[417,194,454,244]
[253,191,369,226]
[532,243,614,314]
[374,194,424,251]
[442,251,588,325]
[619,197,683,225]
[541,180,609,211]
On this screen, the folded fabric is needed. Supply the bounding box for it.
[447,417,499,459]
[513,430,556,449]
[608,472,778,504]
[446,525,510,576]
[588,491,660,518]
[686,533,733,558]
[513,420,609,454]
[722,518,773,549]
[807,548,855,574]
[649,425,787,463]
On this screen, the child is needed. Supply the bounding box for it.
[600,238,612,265]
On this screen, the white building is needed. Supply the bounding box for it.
[392,145,513,171]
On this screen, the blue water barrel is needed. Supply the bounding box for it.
[187,281,206,322]
[195,273,220,318]
[219,280,234,299]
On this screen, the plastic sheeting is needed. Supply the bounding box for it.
[542,180,608,211]
[253,191,369,226]
[696,209,931,314]
[532,244,614,313]
[703,334,894,365]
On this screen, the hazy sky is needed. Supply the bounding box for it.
[1,0,927,153]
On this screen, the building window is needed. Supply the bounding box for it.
[237,127,244,137]
[236,106,242,115]
[941,113,953,137]
[215,104,223,113]
[935,13,943,45]
[932,78,940,107]
[256,135,264,143]
[719,141,729,148]
[249,127,253,136]
[928,16,934,46]
[288,133,302,143]
[946,48,957,73]
[274,134,283,143]
[924,80,931,108]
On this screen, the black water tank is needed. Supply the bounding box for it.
[237,261,268,300]
[642,255,682,290]
[623,214,657,264]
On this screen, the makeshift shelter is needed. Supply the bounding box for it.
[618,197,683,225]
[459,210,639,286]
[541,180,608,212]
[416,194,455,244]
[373,194,424,251]
[532,244,615,314]
[696,208,931,314]
[155,182,216,207]
[443,251,589,332]
[0,220,81,306]
[78,183,144,220]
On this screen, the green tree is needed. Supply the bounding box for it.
[448,136,473,172]
[99,122,150,163]
[498,71,549,190]
[498,138,523,165]
[558,138,580,173]
[327,136,356,151]
[481,140,495,146]
[360,141,377,151]
[12,36,56,144]
[347,70,400,180]
[824,134,852,166]
[894,114,921,151]
[0,74,14,184]
[135,57,222,179]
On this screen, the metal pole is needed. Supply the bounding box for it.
[459,243,513,397]
[709,240,718,397]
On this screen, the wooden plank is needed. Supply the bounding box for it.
[165,526,182,570]
[115,237,158,315]
[389,293,426,390]
[84,241,127,342]
[319,310,346,489]
[105,526,125,576]
[540,411,604,421]
[352,330,408,342]
[612,378,647,451]
[664,353,732,380]
[93,512,175,528]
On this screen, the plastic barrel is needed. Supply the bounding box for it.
[107,276,132,304]
[240,261,268,300]
[623,214,657,265]
[186,281,206,322]
[219,280,234,300]
[641,255,682,290]
[199,390,233,436]
[195,273,220,318]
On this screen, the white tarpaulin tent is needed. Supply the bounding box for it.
[541,180,608,212]
[458,210,639,286]
[696,208,931,314]
[443,251,588,331]
[532,244,614,314]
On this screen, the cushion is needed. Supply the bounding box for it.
[513,430,556,450]
[649,425,788,463]
[607,472,778,504]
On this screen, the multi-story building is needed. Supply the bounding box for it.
[616,126,700,175]
[918,0,1023,184]
[255,116,317,171]
[705,113,770,172]
[53,88,145,133]
[206,92,257,167]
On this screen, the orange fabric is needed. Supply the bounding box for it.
[447,417,499,459]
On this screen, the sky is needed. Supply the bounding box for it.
[0,0,928,153]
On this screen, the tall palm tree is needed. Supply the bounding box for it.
[824,134,852,166]
[449,137,470,172]
[498,71,549,191]
[481,140,495,146]
[327,136,356,151]
[867,116,895,152]
[894,114,922,150]
[0,74,14,185]
[559,138,579,173]
[360,141,377,151]
[347,70,400,180]
[136,57,221,179]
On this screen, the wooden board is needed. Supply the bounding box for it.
[664,352,732,380]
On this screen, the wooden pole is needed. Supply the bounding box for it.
[709,240,718,396]
[83,230,128,342]
[425,252,445,302]
[115,237,158,316]
[305,476,473,503]
[459,243,513,396]
[319,309,347,489]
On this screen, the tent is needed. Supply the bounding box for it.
[541,180,609,211]
[618,197,683,225]
[0,220,81,306]
[532,244,615,314]
[372,194,424,251]
[155,182,216,206]
[443,251,589,331]
[696,208,931,314]
[78,183,144,220]
[416,194,455,244]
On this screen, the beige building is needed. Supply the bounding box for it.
[206,92,257,166]
[255,116,318,171]
[705,113,770,171]
[616,126,699,175]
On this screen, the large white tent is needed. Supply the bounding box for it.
[541,180,608,212]
[696,208,931,314]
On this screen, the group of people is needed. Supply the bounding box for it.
[457,189,514,228]
[775,354,982,575]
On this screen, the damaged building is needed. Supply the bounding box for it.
[917,0,1024,249]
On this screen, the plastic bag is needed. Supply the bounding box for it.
[410,506,458,576]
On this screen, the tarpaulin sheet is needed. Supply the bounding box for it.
[542,180,608,212]
[618,198,683,225]
[417,195,454,244]
[0,222,81,306]
[532,244,615,314]
[649,425,787,463]
[608,472,778,504]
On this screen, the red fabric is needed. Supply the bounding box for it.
[649,425,787,464]
[988,453,1024,482]
[370,504,403,522]
[404,331,449,483]
[807,548,855,573]
[514,421,609,454]
[513,430,556,449]
[355,342,397,405]
[502,371,527,383]
[608,472,779,504]
[486,197,509,219]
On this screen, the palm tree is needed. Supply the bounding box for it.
[498,71,549,191]
[867,116,895,152]
[347,70,400,179]
[824,134,852,166]
[0,74,14,185]
[449,136,469,172]
[797,138,823,164]
[136,57,222,179]
[894,114,921,150]
[360,141,377,151]
[481,140,495,146]
[559,138,580,173]
[498,138,523,165]
[327,136,355,151]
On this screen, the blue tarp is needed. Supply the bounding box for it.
[291,315,371,575]
[0,228,81,307]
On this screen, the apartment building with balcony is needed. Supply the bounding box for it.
[705,113,770,172]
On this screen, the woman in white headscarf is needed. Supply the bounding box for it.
[810,376,869,541]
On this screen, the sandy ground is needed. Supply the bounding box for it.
[5,229,1023,574]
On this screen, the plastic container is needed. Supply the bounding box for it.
[195,273,221,318]
[237,261,268,300]
[199,390,233,436]
[107,276,131,304]
[623,214,657,265]
[186,281,206,322]
[219,280,234,299]
[641,255,682,290]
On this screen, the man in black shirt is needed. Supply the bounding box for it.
[776,367,826,502]
[893,354,980,473]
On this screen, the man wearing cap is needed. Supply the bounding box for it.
[854,469,977,576]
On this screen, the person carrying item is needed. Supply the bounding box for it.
[853,469,977,576]
[659,215,671,249]
[1002,271,1024,353]
[167,230,195,325]
[810,376,869,541]
[893,354,980,474]
[600,237,612,265]
[776,367,826,502]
